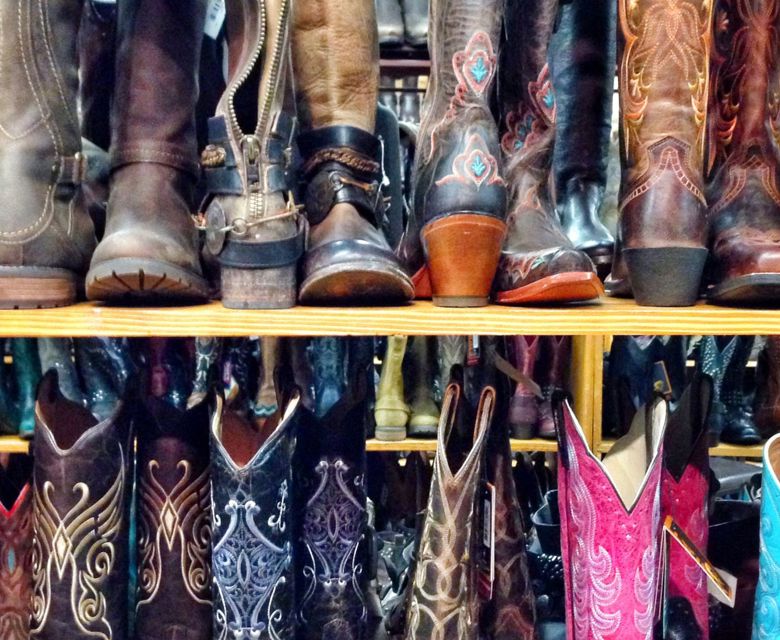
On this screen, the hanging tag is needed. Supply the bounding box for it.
[204,0,226,39]
[467,336,481,367]
[477,482,496,599]
[663,516,736,608]
[652,361,673,399]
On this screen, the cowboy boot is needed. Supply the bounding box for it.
[11,339,42,438]
[255,337,282,421]
[537,336,570,439]
[402,0,429,47]
[662,374,712,638]
[375,336,411,441]
[754,433,780,637]
[396,0,507,307]
[188,337,222,409]
[696,336,738,446]
[407,337,440,437]
[294,338,373,639]
[210,388,302,639]
[376,0,405,46]
[0,455,34,640]
[135,397,211,639]
[508,336,541,439]
[201,0,304,309]
[493,0,603,305]
[292,0,413,305]
[75,337,135,420]
[437,336,466,386]
[721,336,762,444]
[31,371,133,640]
[615,0,713,306]
[556,396,668,640]
[38,339,84,407]
[483,401,537,639]
[86,0,209,303]
[706,0,780,303]
[404,384,492,640]
[0,0,96,309]
[549,0,616,274]
[756,336,780,439]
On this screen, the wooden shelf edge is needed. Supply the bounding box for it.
[0,436,31,454]
[598,439,764,459]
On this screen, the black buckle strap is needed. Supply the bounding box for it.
[218,216,307,269]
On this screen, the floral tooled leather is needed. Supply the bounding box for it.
[0,484,33,640]
[557,400,665,640]
[754,434,780,638]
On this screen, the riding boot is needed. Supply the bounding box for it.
[493,0,603,305]
[0,455,34,640]
[407,337,440,437]
[537,336,570,439]
[556,397,668,640]
[201,0,304,309]
[0,0,96,308]
[375,336,410,441]
[404,384,492,639]
[210,389,302,639]
[86,0,209,303]
[721,336,762,444]
[614,0,714,306]
[549,0,616,273]
[292,0,412,305]
[30,371,133,640]
[396,0,507,307]
[507,336,541,439]
[662,374,712,638]
[756,336,780,439]
[294,338,373,639]
[707,0,780,303]
[135,397,212,640]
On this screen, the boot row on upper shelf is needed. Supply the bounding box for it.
[604,335,780,447]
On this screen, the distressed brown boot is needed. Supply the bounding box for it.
[493,0,603,306]
[0,0,96,309]
[706,0,780,303]
[292,0,413,305]
[615,0,714,306]
[86,0,209,303]
[201,0,305,309]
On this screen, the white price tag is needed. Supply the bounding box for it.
[204,0,226,39]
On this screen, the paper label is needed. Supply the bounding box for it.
[204,0,226,39]
[652,361,673,399]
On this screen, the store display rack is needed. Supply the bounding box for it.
[0,297,771,458]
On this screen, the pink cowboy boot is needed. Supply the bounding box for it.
[556,396,668,640]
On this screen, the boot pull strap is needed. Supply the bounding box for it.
[474,386,496,442]
[441,382,461,448]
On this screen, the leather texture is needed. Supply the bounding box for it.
[549,0,616,263]
[135,397,212,640]
[754,433,780,639]
[407,336,440,436]
[31,371,132,640]
[404,384,491,640]
[210,392,300,640]
[756,336,780,439]
[0,0,96,292]
[706,0,780,301]
[556,398,667,640]
[696,336,738,446]
[537,336,571,438]
[0,457,34,640]
[508,336,541,437]
[720,336,761,444]
[493,0,597,299]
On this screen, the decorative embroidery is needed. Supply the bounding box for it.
[710,155,780,214]
[755,458,780,639]
[435,133,504,189]
[500,64,555,156]
[300,459,366,622]
[31,458,126,640]
[212,497,290,640]
[136,460,211,609]
[633,496,660,637]
[0,489,32,640]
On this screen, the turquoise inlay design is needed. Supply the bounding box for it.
[471,58,488,84]
[471,156,487,177]
[542,88,555,110]
[7,549,15,571]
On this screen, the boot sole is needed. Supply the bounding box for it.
[494,271,603,305]
[708,273,780,305]
[624,247,707,307]
[86,258,209,304]
[0,266,78,309]
[299,261,413,305]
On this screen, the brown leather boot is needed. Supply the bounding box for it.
[0,0,96,309]
[613,0,714,306]
[706,0,780,302]
[201,0,305,309]
[537,335,571,438]
[493,0,603,306]
[86,0,209,303]
[292,0,413,305]
[396,0,507,307]
[507,335,541,439]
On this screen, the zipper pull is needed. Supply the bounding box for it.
[242,135,262,188]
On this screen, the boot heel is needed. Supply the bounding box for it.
[624,247,708,307]
[221,265,297,309]
[422,214,506,307]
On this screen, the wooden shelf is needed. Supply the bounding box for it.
[1,298,779,337]
[0,436,556,455]
[598,439,764,459]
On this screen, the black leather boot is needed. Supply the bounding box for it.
[696,336,738,446]
[720,336,761,445]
